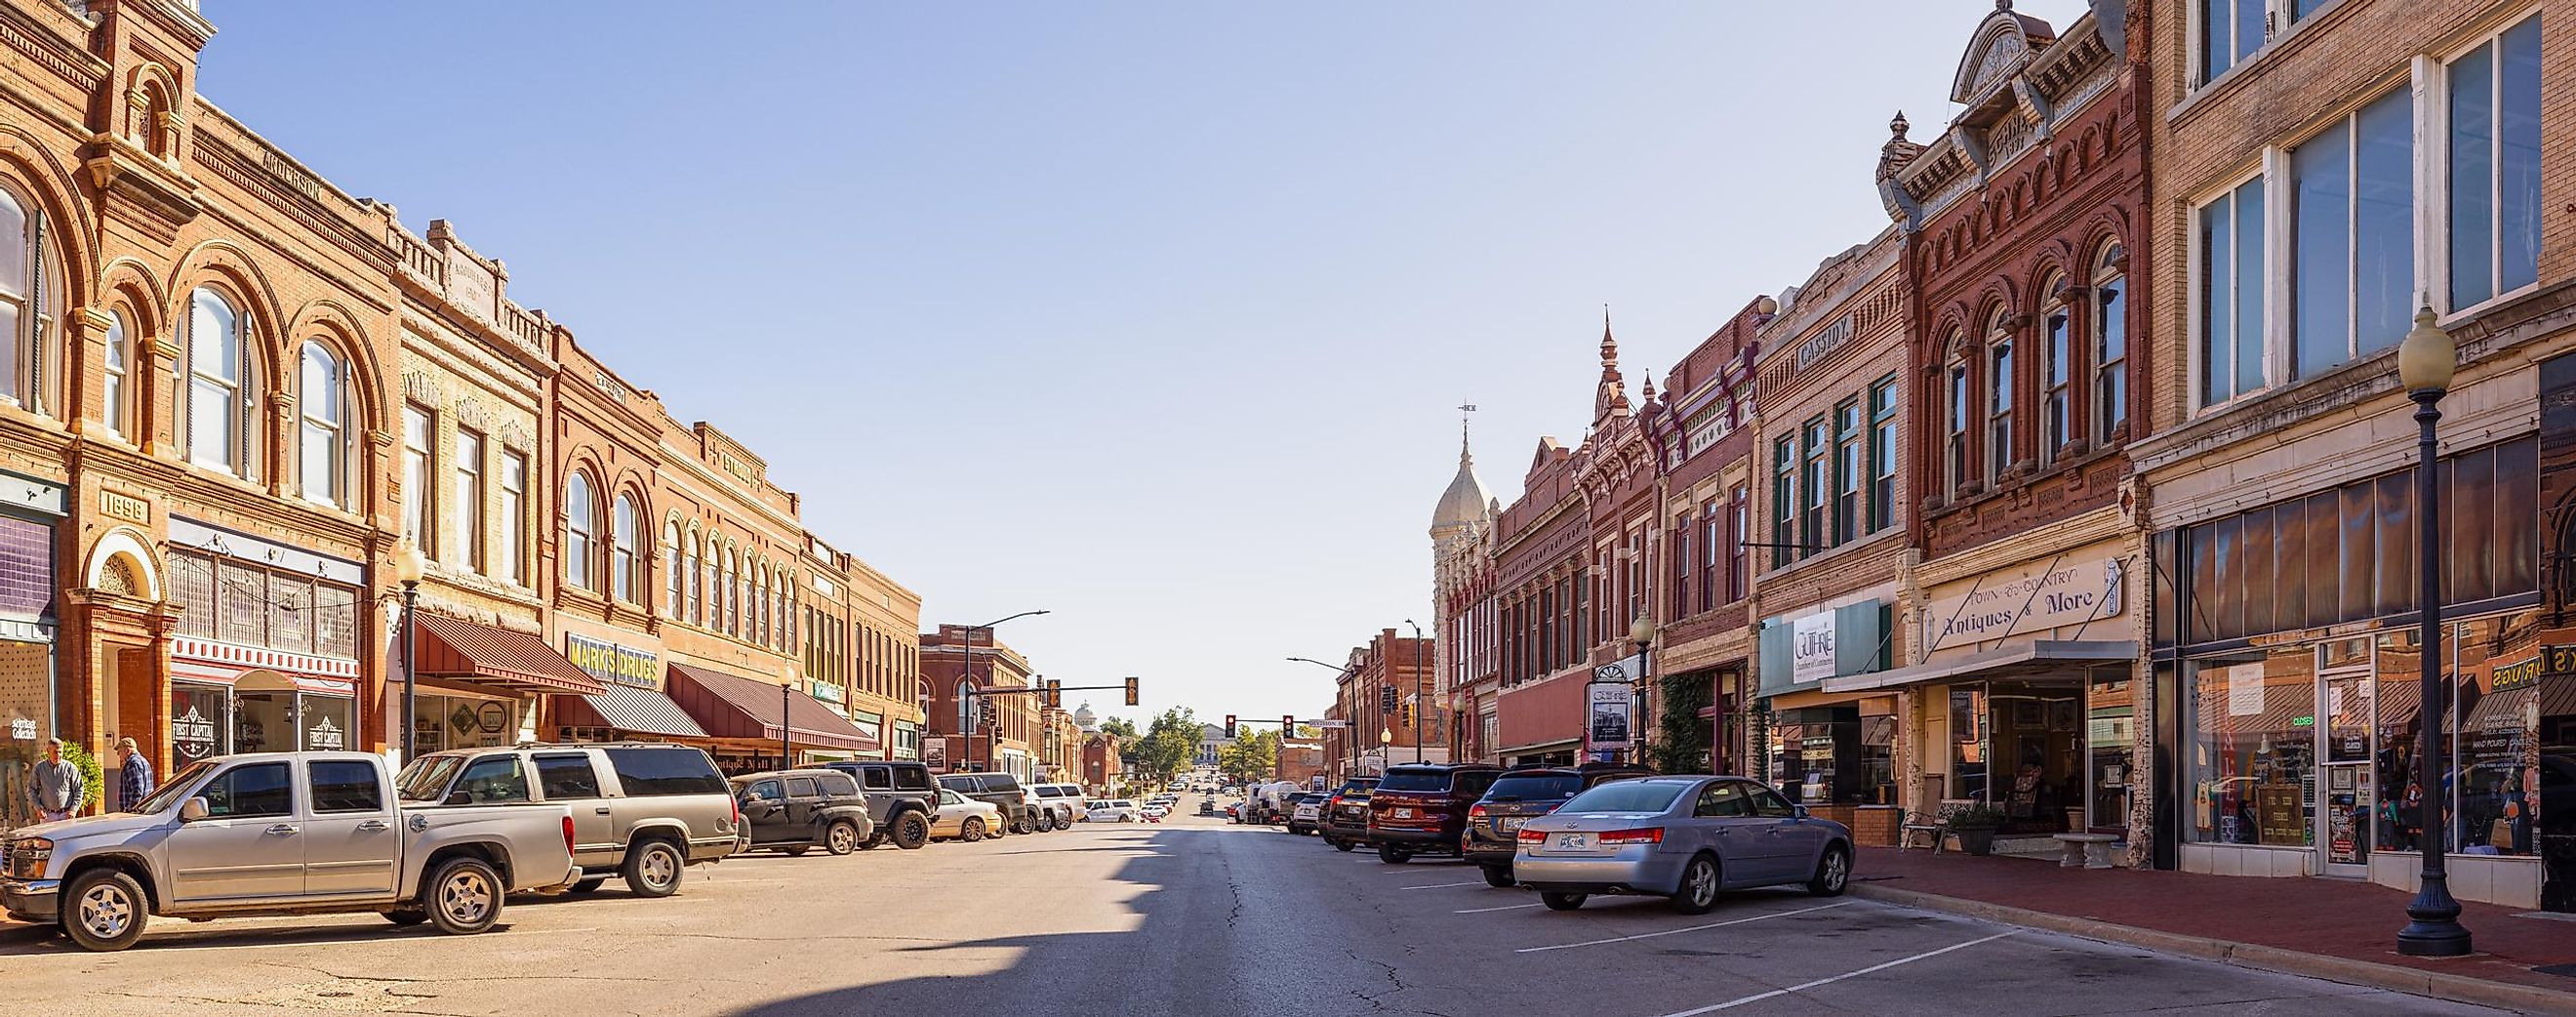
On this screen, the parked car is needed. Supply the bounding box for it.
[1088,799,1144,823]
[930,788,1003,842]
[819,760,940,850]
[2,751,579,952]
[938,773,1040,834]
[1368,763,1503,863]
[1285,793,1328,835]
[399,742,740,898]
[1028,783,1087,831]
[1512,775,1852,914]
[1140,803,1169,820]
[1319,777,1378,851]
[1463,763,1656,887]
[730,770,875,856]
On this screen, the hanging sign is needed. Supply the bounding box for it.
[1587,683,1632,750]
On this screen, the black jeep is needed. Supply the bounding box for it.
[821,760,941,849]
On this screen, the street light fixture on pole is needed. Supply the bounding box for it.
[2395,304,2471,957]
[964,610,1049,774]
[1630,614,1656,768]
[392,543,426,761]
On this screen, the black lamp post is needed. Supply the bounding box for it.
[1630,614,1655,767]
[392,543,425,760]
[2395,303,2471,957]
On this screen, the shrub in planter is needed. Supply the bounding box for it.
[1945,803,2006,856]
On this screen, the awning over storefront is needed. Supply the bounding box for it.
[666,663,880,753]
[554,682,708,739]
[1820,640,2137,695]
[412,614,606,695]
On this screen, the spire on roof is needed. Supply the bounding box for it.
[1594,305,1629,421]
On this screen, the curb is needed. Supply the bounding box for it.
[1849,883,2576,1017]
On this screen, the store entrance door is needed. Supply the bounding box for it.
[2317,660,2375,877]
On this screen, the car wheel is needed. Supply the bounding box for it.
[1540,892,1587,912]
[825,821,860,856]
[1482,865,1514,888]
[1378,844,1413,864]
[60,868,148,952]
[1014,813,1035,835]
[424,856,504,936]
[962,817,986,842]
[1807,843,1851,897]
[623,838,685,898]
[1331,839,1356,853]
[566,875,608,895]
[1671,853,1721,915]
[892,813,931,850]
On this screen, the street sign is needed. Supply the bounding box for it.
[1309,719,1350,729]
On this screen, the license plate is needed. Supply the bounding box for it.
[1555,833,1589,851]
[1498,817,1524,832]
[1394,808,1416,819]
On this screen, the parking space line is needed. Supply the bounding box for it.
[1455,902,1543,914]
[1401,880,1488,890]
[1513,901,1853,954]
[1652,930,2016,1015]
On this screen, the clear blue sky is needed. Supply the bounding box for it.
[197,1,2090,727]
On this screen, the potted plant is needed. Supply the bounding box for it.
[1945,802,2007,856]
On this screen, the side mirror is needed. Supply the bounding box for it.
[1792,805,1812,821]
[180,797,211,822]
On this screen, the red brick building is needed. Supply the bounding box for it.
[919,624,1041,782]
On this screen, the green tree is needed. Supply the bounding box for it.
[1219,728,1279,785]
[1133,708,1199,786]
[1099,715,1140,741]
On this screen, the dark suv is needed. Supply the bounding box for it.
[820,760,940,850]
[1319,777,1378,852]
[731,769,875,855]
[938,772,1037,834]
[1367,763,1502,863]
[1463,763,1657,886]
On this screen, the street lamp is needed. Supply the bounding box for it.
[963,610,1049,772]
[391,542,426,762]
[1629,614,1655,767]
[2395,304,2471,958]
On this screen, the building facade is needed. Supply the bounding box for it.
[1429,422,1498,762]
[1642,303,1766,777]
[919,624,1040,783]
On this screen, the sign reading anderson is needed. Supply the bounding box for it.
[1923,554,2125,652]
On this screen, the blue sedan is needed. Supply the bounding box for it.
[1511,775,1853,914]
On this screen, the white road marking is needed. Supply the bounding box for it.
[1455,902,1544,914]
[1514,901,1853,954]
[1401,880,1488,890]
[1653,930,2018,1015]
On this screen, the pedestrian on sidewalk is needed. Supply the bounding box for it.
[30,738,83,823]
[116,737,153,813]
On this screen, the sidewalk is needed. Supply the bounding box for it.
[1854,846,2576,1015]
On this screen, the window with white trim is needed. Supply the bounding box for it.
[2445,15,2541,312]
[500,450,528,585]
[2197,177,2267,406]
[454,427,484,572]
[101,310,129,438]
[2290,88,2413,379]
[2093,245,2128,438]
[187,288,254,475]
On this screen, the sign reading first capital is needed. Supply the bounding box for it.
[566,632,662,689]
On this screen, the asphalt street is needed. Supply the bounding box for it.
[0,810,2523,1017]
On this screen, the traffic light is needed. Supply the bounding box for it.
[1283,714,1295,734]
[979,697,997,727]
[1379,685,1398,712]
[1399,702,1414,727]
[1124,676,1140,706]
[1045,678,1063,709]
[1224,714,1237,739]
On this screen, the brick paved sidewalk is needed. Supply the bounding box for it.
[1855,846,2576,1012]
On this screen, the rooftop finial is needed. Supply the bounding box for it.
[1457,401,1477,466]
[1890,110,1910,139]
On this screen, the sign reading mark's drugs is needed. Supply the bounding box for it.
[565,632,662,689]
[1923,554,2125,652]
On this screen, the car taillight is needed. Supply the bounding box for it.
[1515,828,1545,844]
[562,816,577,856]
[731,796,743,830]
[1598,827,1664,845]
[1469,804,1488,821]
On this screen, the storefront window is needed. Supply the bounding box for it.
[1766,707,1891,805]
[2184,647,2315,846]
[2442,613,2542,857]
[1950,686,1987,802]
[171,684,227,764]
[2087,671,2136,830]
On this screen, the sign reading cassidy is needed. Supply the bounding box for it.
[1922,554,2125,652]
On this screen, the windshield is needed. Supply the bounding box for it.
[1375,770,1451,793]
[1336,781,1374,799]
[395,755,466,801]
[129,760,220,814]
[1558,781,1688,814]
[1486,774,1584,801]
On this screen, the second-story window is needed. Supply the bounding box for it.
[1834,399,1862,542]
[2040,279,2072,464]
[1985,309,2014,481]
[101,310,129,439]
[564,471,597,591]
[1699,499,1719,614]
[1944,341,1970,494]
[186,288,255,476]
[1801,417,1828,551]
[1869,376,1898,531]
[402,405,434,554]
[2290,88,2413,380]
[454,428,484,572]
[1727,484,1748,602]
[1771,437,1795,569]
[500,450,527,585]
[611,494,639,603]
[2446,16,2542,311]
[298,342,350,508]
[2094,245,2128,439]
[2199,176,2267,406]
[664,522,682,615]
[686,533,704,623]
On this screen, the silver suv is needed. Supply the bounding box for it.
[397,743,739,898]
[1028,783,1085,831]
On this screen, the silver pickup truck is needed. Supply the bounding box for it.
[0,751,578,951]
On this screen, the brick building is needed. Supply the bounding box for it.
[1325,630,1437,776]
[1275,736,1324,788]
[1080,729,1123,797]
[919,624,1041,783]
[1637,303,1764,775]
[1429,419,1498,762]
[2136,0,2573,909]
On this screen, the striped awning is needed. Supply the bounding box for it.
[666,663,878,753]
[555,682,708,739]
[411,613,605,695]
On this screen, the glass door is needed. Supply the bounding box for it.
[2317,640,2375,876]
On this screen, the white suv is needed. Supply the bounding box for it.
[1028,784,1084,832]
[1086,799,1142,823]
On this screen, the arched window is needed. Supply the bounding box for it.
[298,342,350,506]
[0,186,55,414]
[611,494,639,603]
[186,288,255,475]
[2037,275,2072,465]
[956,678,974,731]
[102,309,130,439]
[1984,307,2014,482]
[686,532,704,624]
[2093,242,2128,440]
[723,549,740,635]
[663,521,681,615]
[138,81,172,159]
[1943,330,1969,494]
[564,472,597,590]
[752,563,768,644]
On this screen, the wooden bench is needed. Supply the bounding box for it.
[2053,833,2118,869]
